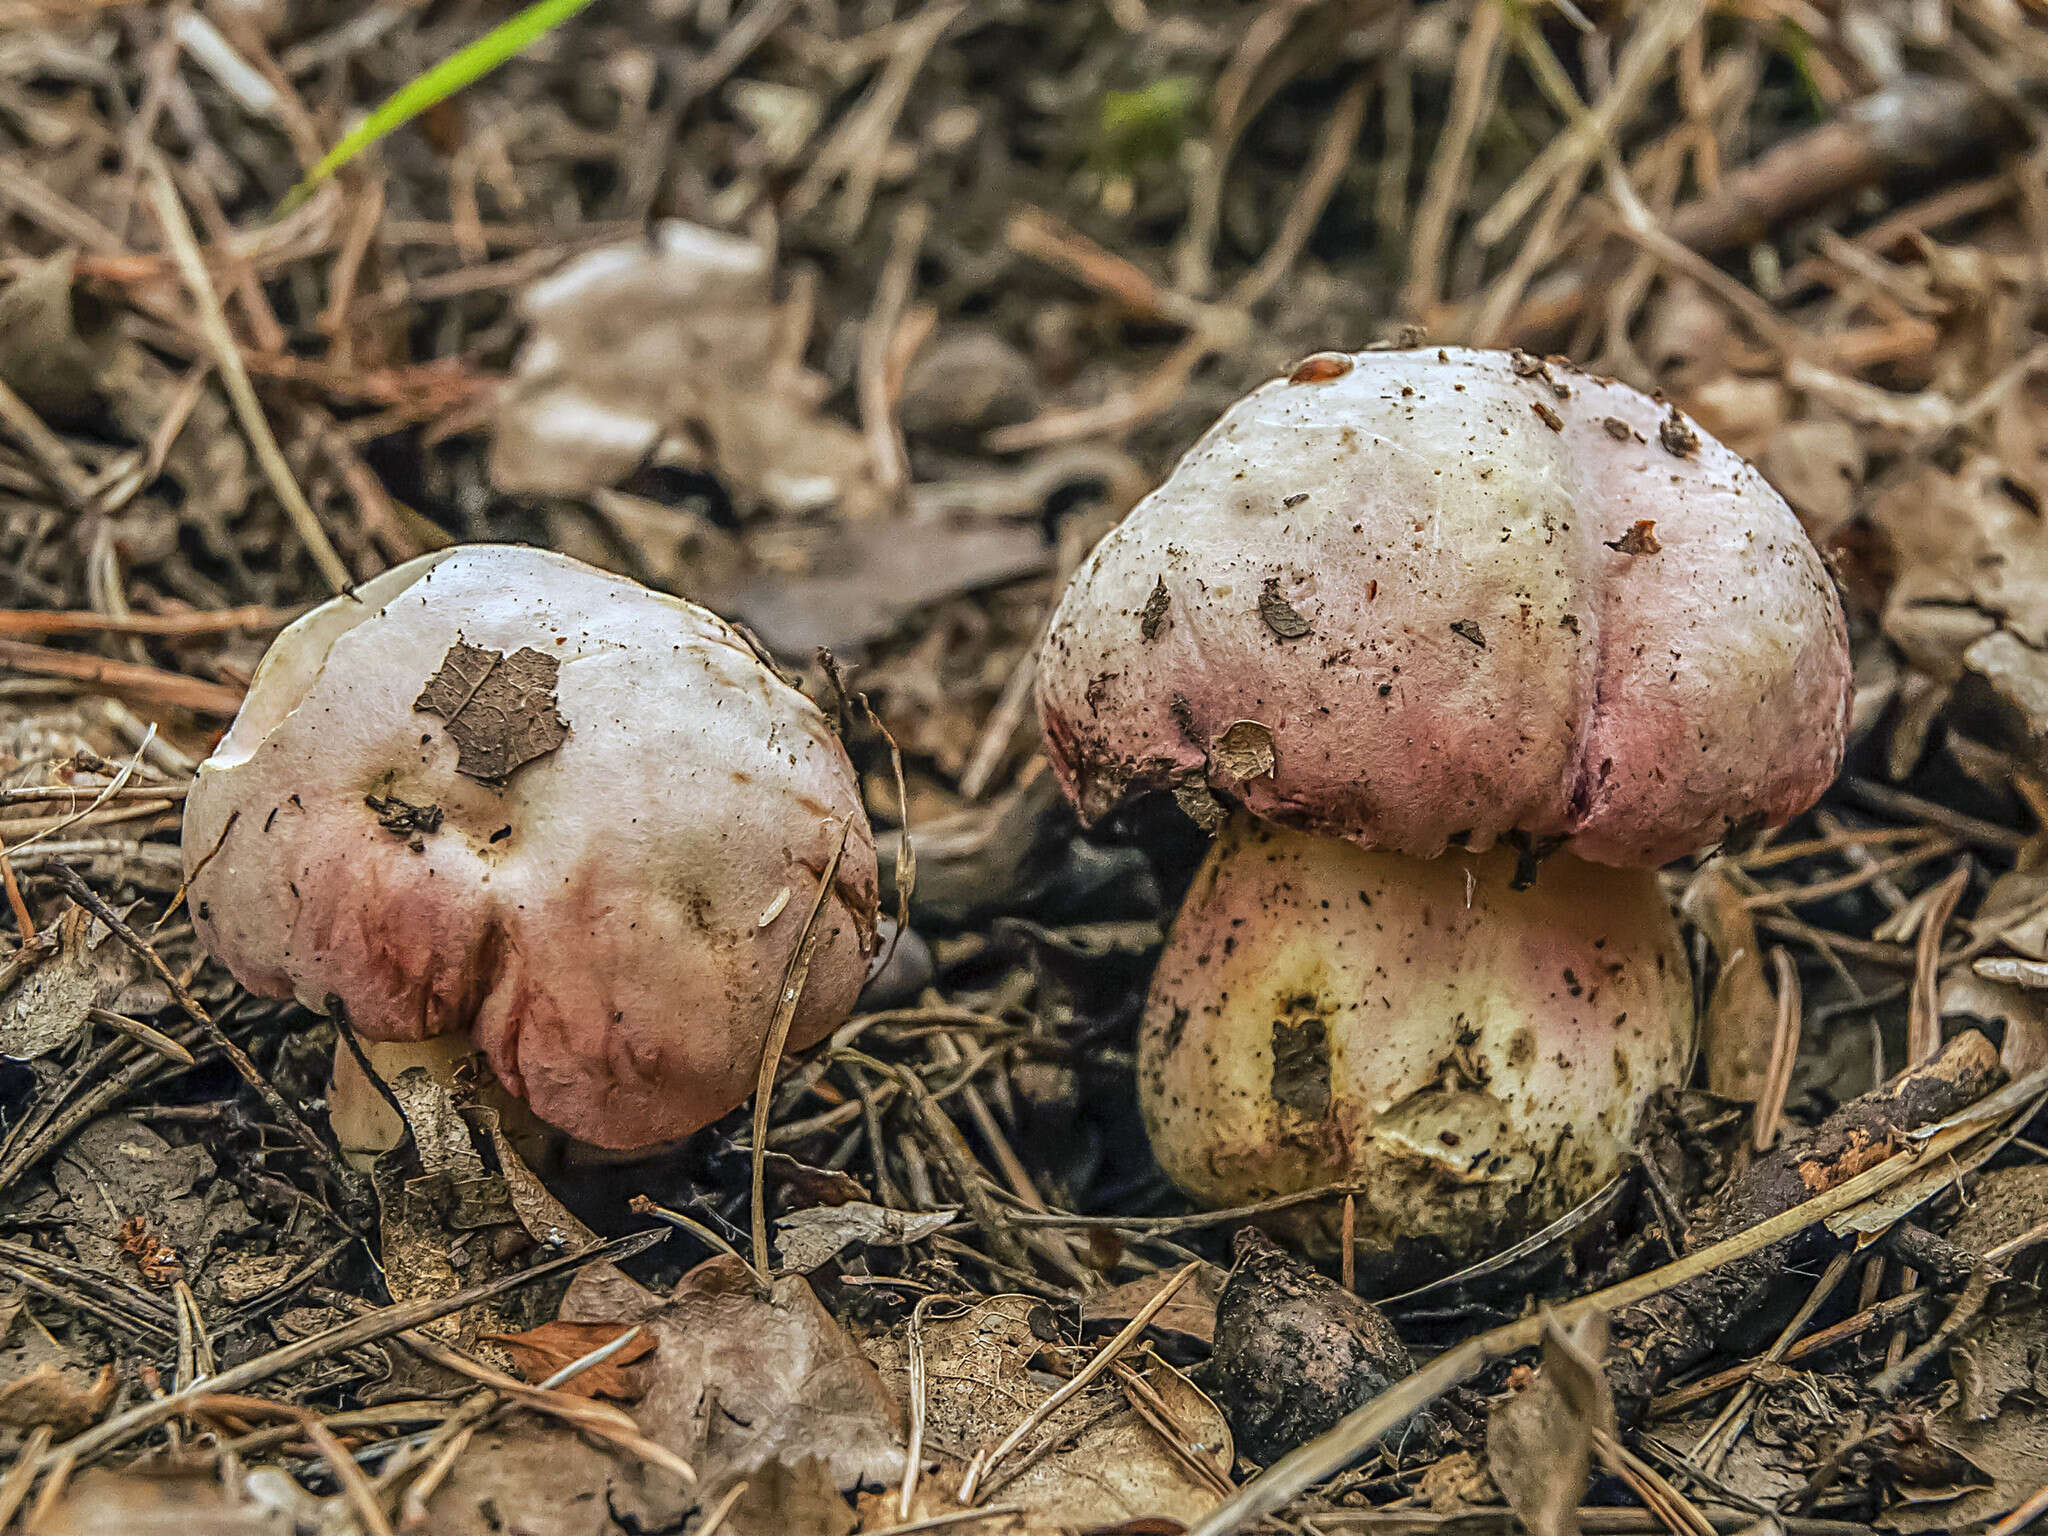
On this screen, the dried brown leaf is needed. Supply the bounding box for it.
[1682,860,1778,1102]
[560,1255,905,1498]
[1485,1312,1612,1536]
[30,1465,315,1536]
[1081,1263,1228,1349]
[409,1419,694,1536]
[773,1202,957,1272]
[0,1361,116,1435]
[866,1294,1229,1529]
[484,1320,654,1400]
[414,641,570,784]
[0,904,135,1061]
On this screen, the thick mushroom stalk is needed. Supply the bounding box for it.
[1142,819,1693,1262]
[1039,347,1851,1266]
[184,544,878,1154]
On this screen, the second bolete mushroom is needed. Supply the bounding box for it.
[184,544,878,1159]
[1038,347,1850,1267]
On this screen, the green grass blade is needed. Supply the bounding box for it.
[279,0,602,213]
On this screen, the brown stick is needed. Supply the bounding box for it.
[1511,75,2016,346]
[0,638,246,715]
[1606,1029,2006,1421]
[0,604,298,640]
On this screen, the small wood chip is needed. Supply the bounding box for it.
[1450,619,1486,648]
[1531,400,1564,432]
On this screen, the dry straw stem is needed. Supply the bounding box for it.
[0,604,298,640]
[1474,0,1703,249]
[144,163,352,593]
[1186,1084,2033,1536]
[0,638,246,716]
[957,1259,1203,1504]
[30,1228,665,1478]
[50,861,365,1215]
[751,816,857,1275]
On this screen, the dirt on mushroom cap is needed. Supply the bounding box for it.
[1038,346,1852,867]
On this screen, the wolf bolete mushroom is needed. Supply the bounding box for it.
[1037,347,1849,1266]
[184,545,878,1156]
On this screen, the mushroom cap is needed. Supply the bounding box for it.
[1038,347,1851,866]
[183,545,878,1150]
[1140,817,1694,1263]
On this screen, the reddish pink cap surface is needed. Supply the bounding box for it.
[1038,347,1851,866]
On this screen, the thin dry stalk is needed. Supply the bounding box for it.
[1110,1355,1234,1499]
[695,1480,750,1536]
[1593,1429,1717,1536]
[899,1293,951,1520]
[751,817,855,1275]
[1691,1249,1852,1471]
[860,202,929,501]
[1403,0,1505,319]
[1752,948,1801,1153]
[0,1424,51,1527]
[144,164,351,592]
[0,638,246,716]
[1909,866,1970,1063]
[957,1260,1201,1504]
[1475,0,1701,248]
[305,1415,399,1536]
[0,375,93,511]
[1229,70,1371,311]
[0,829,35,941]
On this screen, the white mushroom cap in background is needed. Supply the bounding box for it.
[1038,346,1852,867]
[183,545,878,1151]
[1141,818,1694,1261]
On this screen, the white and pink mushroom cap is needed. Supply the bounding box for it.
[1038,347,1852,867]
[183,544,878,1151]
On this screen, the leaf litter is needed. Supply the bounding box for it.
[5,0,2048,1532]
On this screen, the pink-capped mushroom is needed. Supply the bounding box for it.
[1037,347,1851,1264]
[183,544,878,1157]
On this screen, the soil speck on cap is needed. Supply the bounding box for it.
[1606,520,1662,555]
[1139,576,1171,641]
[1658,409,1699,457]
[1259,578,1313,640]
